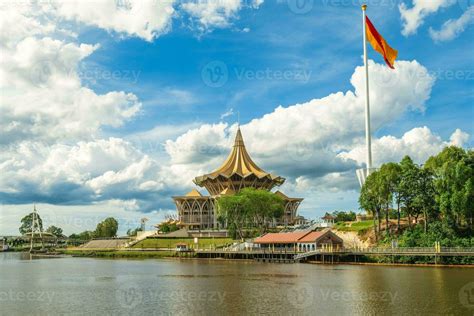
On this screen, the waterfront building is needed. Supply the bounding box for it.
[254,229,343,252]
[173,127,303,230]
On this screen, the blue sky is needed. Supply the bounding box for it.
[0,0,472,235]
[84,1,473,140]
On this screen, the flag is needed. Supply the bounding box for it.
[365,16,398,69]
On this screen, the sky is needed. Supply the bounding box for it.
[0,0,473,235]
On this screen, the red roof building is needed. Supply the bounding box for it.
[254,229,343,252]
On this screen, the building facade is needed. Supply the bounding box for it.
[173,128,303,230]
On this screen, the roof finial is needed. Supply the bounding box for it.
[237,110,240,128]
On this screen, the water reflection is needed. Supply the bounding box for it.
[0,253,472,315]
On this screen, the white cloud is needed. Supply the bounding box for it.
[164,60,439,191]
[399,0,457,36]
[338,127,470,167]
[0,138,164,207]
[181,0,263,31]
[429,6,474,42]
[449,128,470,146]
[54,0,176,42]
[0,4,142,145]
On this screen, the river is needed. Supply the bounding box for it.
[0,252,473,315]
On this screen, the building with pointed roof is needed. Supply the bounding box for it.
[173,127,303,230]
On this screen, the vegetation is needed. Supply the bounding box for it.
[217,188,284,239]
[359,146,473,249]
[159,222,179,234]
[69,231,94,241]
[132,237,234,249]
[46,225,63,237]
[19,212,43,235]
[334,220,373,233]
[126,227,143,237]
[93,217,119,238]
[332,211,356,222]
[59,249,176,259]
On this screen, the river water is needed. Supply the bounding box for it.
[0,252,473,315]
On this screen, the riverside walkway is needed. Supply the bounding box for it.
[193,247,474,263]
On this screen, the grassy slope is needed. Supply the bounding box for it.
[59,249,176,258]
[334,220,373,233]
[132,237,234,249]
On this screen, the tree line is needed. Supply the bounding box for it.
[217,187,285,239]
[359,146,473,244]
[19,214,119,240]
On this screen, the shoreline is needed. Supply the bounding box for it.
[23,249,474,267]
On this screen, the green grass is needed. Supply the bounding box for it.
[59,249,176,259]
[132,237,234,249]
[334,220,374,233]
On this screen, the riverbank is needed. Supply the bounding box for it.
[51,249,474,267]
[58,249,177,259]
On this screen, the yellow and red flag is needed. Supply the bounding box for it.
[365,16,398,69]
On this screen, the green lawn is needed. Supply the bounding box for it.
[60,249,176,258]
[334,220,373,233]
[132,237,234,249]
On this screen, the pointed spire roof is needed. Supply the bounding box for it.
[194,127,285,185]
[185,189,202,197]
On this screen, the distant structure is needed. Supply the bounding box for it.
[321,213,336,228]
[173,127,303,230]
[29,205,44,252]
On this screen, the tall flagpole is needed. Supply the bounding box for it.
[362,4,373,177]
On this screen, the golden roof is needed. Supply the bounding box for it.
[185,189,202,197]
[194,128,285,185]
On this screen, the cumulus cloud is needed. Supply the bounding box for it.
[0,138,165,208]
[399,0,457,36]
[0,3,142,145]
[181,0,263,31]
[54,0,176,42]
[338,127,470,167]
[429,6,474,42]
[164,59,442,192]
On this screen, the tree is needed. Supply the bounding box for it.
[19,212,43,235]
[378,163,402,235]
[240,188,284,234]
[94,217,118,238]
[217,188,284,239]
[46,225,63,237]
[398,156,420,229]
[425,146,473,230]
[127,227,143,236]
[69,231,94,240]
[359,171,385,238]
[217,194,250,239]
[413,168,436,233]
[333,211,356,222]
[379,162,402,231]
